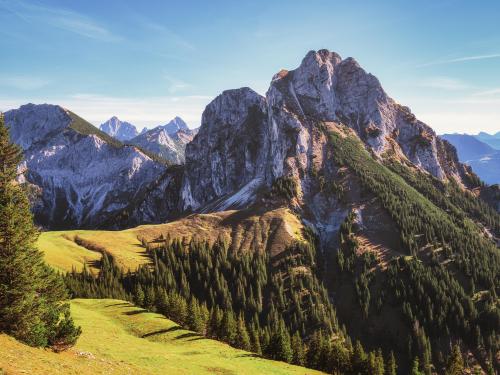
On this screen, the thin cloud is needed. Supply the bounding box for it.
[132,15,195,52]
[0,75,50,90]
[472,88,500,97]
[0,0,121,42]
[143,22,195,51]
[417,53,500,67]
[418,76,469,90]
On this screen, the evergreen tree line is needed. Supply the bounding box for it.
[64,237,399,374]
[0,115,80,349]
[328,128,499,374]
[385,160,500,237]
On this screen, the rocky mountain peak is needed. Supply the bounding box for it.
[5,104,167,228]
[162,116,189,135]
[267,49,465,180]
[180,49,470,215]
[128,118,196,165]
[4,103,71,150]
[182,87,268,211]
[99,116,138,141]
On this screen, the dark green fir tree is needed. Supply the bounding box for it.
[0,114,81,348]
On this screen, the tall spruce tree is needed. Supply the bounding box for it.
[0,114,80,348]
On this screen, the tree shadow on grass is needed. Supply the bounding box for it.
[123,309,149,316]
[141,326,183,338]
[175,332,202,340]
[104,302,131,308]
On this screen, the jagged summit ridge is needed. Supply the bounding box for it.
[179,49,468,214]
[99,116,139,141]
[162,116,189,134]
[128,121,196,165]
[267,49,464,180]
[4,104,167,228]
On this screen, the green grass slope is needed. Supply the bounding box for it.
[0,299,322,375]
[36,207,304,273]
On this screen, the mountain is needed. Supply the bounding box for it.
[127,117,196,164]
[4,50,500,373]
[4,104,167,228]
[475,131,500,149]
[99,116,139,141]
[161,116,189,134]
[442,133,500,184]
[441,133,496,160]
[180,50,471,215]
[111,49,498,372]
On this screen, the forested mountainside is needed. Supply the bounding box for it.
[4,49,500,374]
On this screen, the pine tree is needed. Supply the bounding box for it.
[352,340,367,374]
[0,115,80,348]
[330,339,350,375]
[235,314,251,351]
[411,357,424,375]
[445,345,464,375]
[208,306,223,339]
[133,284,145,307]
[249,326,262,355]
[386,351,397,375]
[268,319,292,363]
[187,299,204,333]
[291,331,305,366]
[220,310,237,345]
[144,285,155,310]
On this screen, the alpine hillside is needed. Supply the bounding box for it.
[4,104,168,229]
[35,49,499,374]
[3,49,499,374]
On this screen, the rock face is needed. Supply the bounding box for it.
[4,50,485,230]
[182,88,269,211]
[99,116,139,141]
[266,50,466,181]
[5,104,167,228]
[180,50,469,214]
[162,116,189,135]
[128,118,196,164]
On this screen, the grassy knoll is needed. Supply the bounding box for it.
[0,299,321,375]
[37,207,304,273]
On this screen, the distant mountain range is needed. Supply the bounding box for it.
[99,116,197,164]
[99,116,144,141]
[475,131,500,149]
[442,132,500,185]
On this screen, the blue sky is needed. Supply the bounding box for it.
[1,0,500,134]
